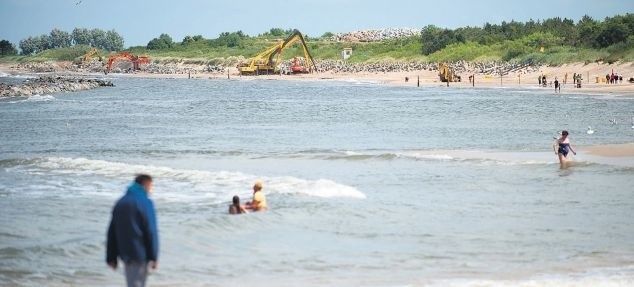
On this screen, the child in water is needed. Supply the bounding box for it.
[229,195,248,214]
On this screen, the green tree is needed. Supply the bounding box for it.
[104,29,124,51]
[49,28,71,48]
[147,33,173,49]
[321,32,334,39]
[268,28,285,37]
[214,31,247,47]
[420,25,464,55]
[577,15,599,47]
[0,40,18,55]
[34,35,51,52]
[593,14,633,48]
[19,37,37,55]
[182,35,194,45]
[90,29,107,49]
[72,27,92,45]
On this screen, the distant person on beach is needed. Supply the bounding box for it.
[564,73,568,85]
[553,130,577,168]
[554,77,560,93]
[229,195,248,214]
[107,174,159,287]
[538,75,542,86]
[606,74,610,84]
[245,181,268,212]
[542,75,547,87]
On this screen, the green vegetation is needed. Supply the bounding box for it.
[0,40,18,56]
[2,14,633,65]
[17,28,123,55]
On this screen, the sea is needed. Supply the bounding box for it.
[1,73,633,286]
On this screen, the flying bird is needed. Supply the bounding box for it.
[75,0,82,5]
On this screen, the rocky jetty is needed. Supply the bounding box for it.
[0,76,113,97]
[311,59,539,75]
[10,58,540,79]
[330,28,421,42]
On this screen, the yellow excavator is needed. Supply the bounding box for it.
[438,63,460,82]
[82,48,101,63]
[238,29,317,75]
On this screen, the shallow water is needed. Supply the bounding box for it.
[1,77,633,286]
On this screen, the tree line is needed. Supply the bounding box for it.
[145,28,312,50]
[420,14,634,55]
[17,28,124,55]
[146,30,250,50]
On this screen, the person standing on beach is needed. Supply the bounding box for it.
[107,174,159,287]
[553,130,577,169]
[245,181,268,212]
[554,77,560,93]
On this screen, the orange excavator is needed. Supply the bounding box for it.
[290,57,306,73]
[106,53,150,73]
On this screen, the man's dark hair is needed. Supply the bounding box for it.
[134,174,153,185]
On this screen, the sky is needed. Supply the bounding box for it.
[1,0,632,48]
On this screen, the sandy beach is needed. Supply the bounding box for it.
[582,143,634,157]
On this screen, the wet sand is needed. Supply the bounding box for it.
[582,143,634,157]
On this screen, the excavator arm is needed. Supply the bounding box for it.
[268,30,317,73]
[238,42,283,73]
[82,48,99,62]
[106,53,150,72]
[238,29,317,75]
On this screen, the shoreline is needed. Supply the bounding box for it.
[2,61,633,96]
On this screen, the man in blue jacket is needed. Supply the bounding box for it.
[107,174,159,287]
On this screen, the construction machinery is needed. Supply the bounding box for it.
[238,29,317,75]
[82,48,101,62]
[438,63,461,82]
[106,53,150,73]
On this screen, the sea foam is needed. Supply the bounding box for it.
[15,157,366,199]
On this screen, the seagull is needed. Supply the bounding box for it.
[587,126,595,135]
[75,0,82,5]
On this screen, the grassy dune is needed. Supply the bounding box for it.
[2,35,632,66]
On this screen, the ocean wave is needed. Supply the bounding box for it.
[1,157,365,199]
[4,94,55,104]
[280,149,624,168]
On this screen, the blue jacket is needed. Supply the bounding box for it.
[106,183,159,264]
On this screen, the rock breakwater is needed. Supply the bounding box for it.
[0,76,113,97]
[329,28,421,42]
[313,59,539,75]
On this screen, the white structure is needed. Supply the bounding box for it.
[342,48,352,60]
